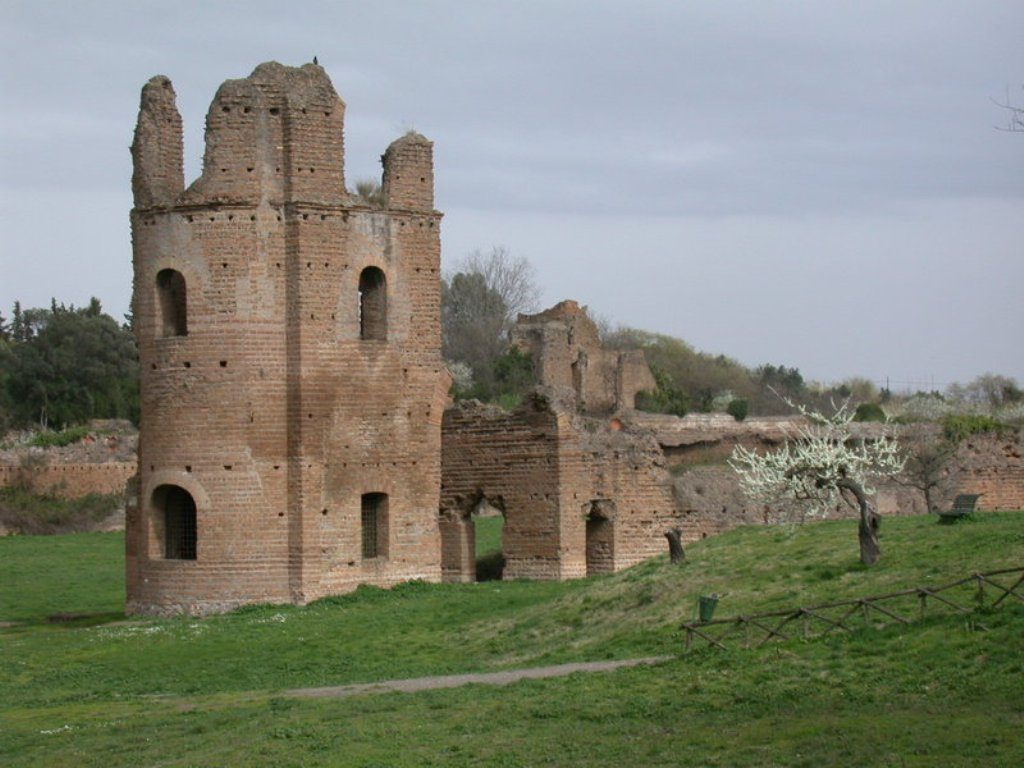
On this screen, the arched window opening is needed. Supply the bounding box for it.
[153,484,197,560]
[361,492,389,559]
[358,267,387,340]
[156,269,188,337]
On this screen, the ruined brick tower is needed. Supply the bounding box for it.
[127,62,446,615]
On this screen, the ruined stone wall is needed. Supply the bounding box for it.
[557,416,679,575]
[512,301,655,414]
[440,398,563,581]
[954,431,1024,511]
[440,392,679,582]
[654,416,1023,541]
[0,462,137,498]
[670,465,928,541]
[129,62,444,615]
[631,412,811,452]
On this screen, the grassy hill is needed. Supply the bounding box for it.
[1,512,1022,766]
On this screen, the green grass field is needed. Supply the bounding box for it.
[1,512,1022,766]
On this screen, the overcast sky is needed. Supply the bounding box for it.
[1,1,1021,389]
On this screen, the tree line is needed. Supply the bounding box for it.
[3,248,1021,433]
[0,299,139,431]
[442,249,1023,427]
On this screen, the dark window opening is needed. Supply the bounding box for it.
[156,269,188,337]
[585,500,615,576]
[358,267,387,340]
[361,492,388,559]
[154,484,197,560]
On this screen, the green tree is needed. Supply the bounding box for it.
[442,271,509,388]
[635,366,690,417]
[2,299,139,428]
[756,363,804,395]
[442,246,541,404]
[604,328,757,413]
[726,398,749,421]
[10,301,25,344]
[455,346,536,409]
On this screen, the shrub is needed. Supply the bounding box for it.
[354,179,384,207]
[635,367,690,417]
[892,393,952,423]
[453,348,536,409]
[28,425,92,448]
[0,488,121,535]
[997,402,1024,427]
[853,403,887,423]
[492,392,523,411]
[941,414,1005,442]
[726,398,749,421]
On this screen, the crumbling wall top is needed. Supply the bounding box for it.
[131,75,184,208]
[133,61,352,209]
[512,300,654,415]
[132,61,439,213]
[382,130,435,212]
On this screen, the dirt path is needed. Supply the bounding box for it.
[286,656,673,699]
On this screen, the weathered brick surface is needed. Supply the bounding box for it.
[124,64,1022,612]
[128,62,445,615]
[441,397,563,580]
[663,421,1024,540]
[670,464,929,542]
[557,411,680,574]
[954,432,1024,511]
[0,462,137,498]
[440,391,677,581]
[512,301,655,414]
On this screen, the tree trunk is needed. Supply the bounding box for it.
[664,528,686,564]
[837,478,881,565]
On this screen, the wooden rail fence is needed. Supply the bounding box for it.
[682,567,1024,651]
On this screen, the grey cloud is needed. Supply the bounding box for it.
[0,0,1021,384]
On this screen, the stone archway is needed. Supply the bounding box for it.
[439,491,506,583]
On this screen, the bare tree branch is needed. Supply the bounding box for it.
[992,85,1024,132]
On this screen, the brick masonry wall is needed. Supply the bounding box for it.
[671,464,929,542]
[512,301,654,414]
[954,432,1024,511]
[441,397,564,581]
[664,424,1024,541]
[557,413,680,576]
[440,391,681,582]
[128,62,445,616]
[0,462,137,498]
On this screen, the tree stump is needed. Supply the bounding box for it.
[664,527,686,564]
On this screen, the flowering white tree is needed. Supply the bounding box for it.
[728,398,905,565]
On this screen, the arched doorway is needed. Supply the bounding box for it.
[585,499,616,576]
[439,493,506,582]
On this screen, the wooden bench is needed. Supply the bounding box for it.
[937,494,981,524]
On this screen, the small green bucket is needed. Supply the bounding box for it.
[698,594,720,623]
